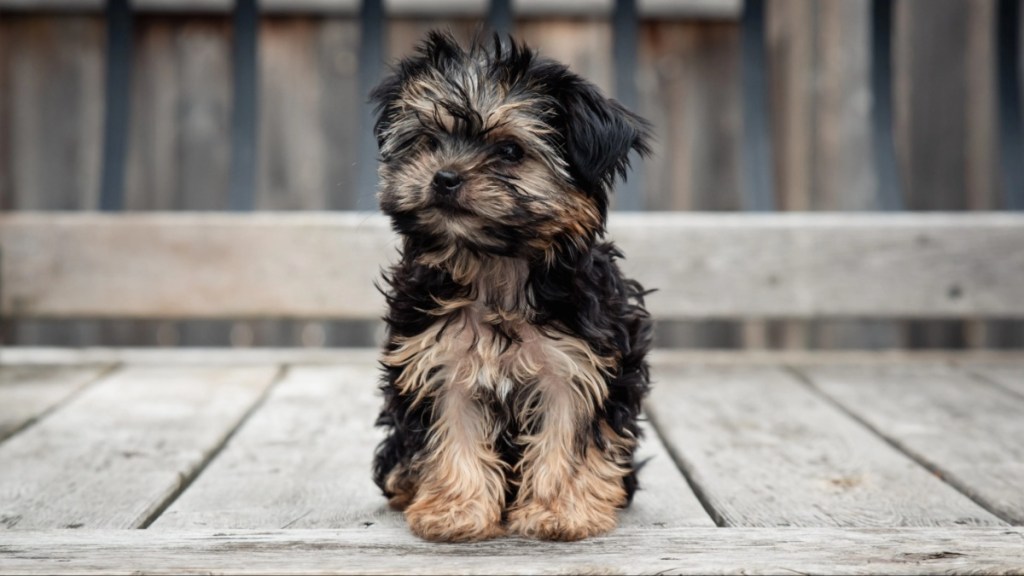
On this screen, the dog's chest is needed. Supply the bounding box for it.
[388,301,607,400]
[441,306,553,392]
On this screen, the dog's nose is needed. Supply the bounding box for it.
[432,170,463,195]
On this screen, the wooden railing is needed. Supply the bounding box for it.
[4,212,1024,321]
[1,1,1022,348]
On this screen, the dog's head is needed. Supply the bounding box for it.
[371,31,650,266]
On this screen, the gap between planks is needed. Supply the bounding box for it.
[137,365,290,529]
[0,364,283,529]
[647,364,1005,528]
[0,363,117,443]
[151,364,712,530]
[792,364,1024,525]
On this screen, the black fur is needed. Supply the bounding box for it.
[371,31,653,521]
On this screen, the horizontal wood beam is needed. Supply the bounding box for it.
[0,0,741,18]
[0,527,1022,574]
[3,212,1024,320]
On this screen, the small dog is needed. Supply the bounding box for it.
[371,31,653,542]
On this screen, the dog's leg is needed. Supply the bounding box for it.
[508,365,636,541]
[403,377,507,542]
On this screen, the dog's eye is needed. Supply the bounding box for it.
[495,141,524,163]
[423,134,440,151]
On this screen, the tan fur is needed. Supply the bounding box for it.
[508,381,635,541]
[381,256,628,541]
[376,70,604,273]
[403,385,507,542]
[382,462,416,510]
[375,42,646,541]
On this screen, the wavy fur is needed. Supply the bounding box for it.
[371,31,653,542]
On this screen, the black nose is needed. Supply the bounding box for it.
[432,170,463,195]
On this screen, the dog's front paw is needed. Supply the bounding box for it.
[405,495,505,542]
[507,499,618,541]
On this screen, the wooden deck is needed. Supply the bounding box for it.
[1,348,1024,575]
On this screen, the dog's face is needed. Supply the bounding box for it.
[371,32,650,264]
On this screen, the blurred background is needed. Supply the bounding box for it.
[0,0,1022,350]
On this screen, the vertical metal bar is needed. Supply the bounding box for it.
[358,0,385,211]
[0,248,6,346]
[998,0,1024,209]
[870,0,904,211]
[613,0,642,210]
[740,0,775,211]
[99,0,132,212]
[488,0,513,37]
[229,0,259,211]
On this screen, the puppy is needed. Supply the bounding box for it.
[371,31,653,542]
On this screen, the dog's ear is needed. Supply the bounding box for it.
[556,76,652,195]
[369,72,404,152]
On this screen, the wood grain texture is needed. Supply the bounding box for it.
[0,347,382,366]
[803,364,1024,524]
[612,213,1024,320]
[0,213,398,320]
[0,15,104,347]
[2,16,103,211]
[6,212,1024,320]
[257,19,326,211]
[647,365,1004,527]
[517,20,613,96]
[121,17,233,348]
[4,347,1024,368]
[972,365,1024,397]
[639,20,741,212]
[152,364,400,529]
[895,0,972,351]
[0,365,279,529]
[765,1,901,350]
[634,19,743,350]
[1,527,1022,575]
[624,420,715,528]
[154,364,712,529]
[317,19,361,211]
[0,365,110,441]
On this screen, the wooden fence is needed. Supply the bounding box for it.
[0,0,1022,349]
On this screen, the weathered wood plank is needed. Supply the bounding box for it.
[765,1,903,350]
[4,213,1024,320]
[518,20,613,96]
[0,347,381,366]
[640,21,741,212]
[1,527,1022,575]
[0,365,110,441]
[972,365,1024,397]
[4,347,1024,368]
[0,365,280,529]
[895,0,972,350]
[152,364,399,529]
[257,19,325,211]
[637,19,743,348]
[0,15,104,346]
[802,364,1024,524]
[0,213,397,320]
[613,213,1024,321]
[154,364,712,529]
[624,420,715,528]
[648,365,1004,527]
